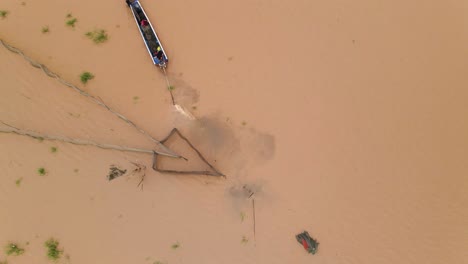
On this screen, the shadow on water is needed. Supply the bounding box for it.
[169,113,276,180]
[161,74,276,202]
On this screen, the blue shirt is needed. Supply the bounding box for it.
[153,56,161,64]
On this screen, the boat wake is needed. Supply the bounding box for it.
[174,104,196,120]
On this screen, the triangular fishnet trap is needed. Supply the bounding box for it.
[152,128,225,176]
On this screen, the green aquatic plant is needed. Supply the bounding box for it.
[5,243,25,256]
[45,239,62,260]
[85,29,108,43]
[37,167,46,176]
[42,26,49,33]
[0,10,9,18]
[80,72,94,84]
[241,236,249,244]
[15,178,23,187]
[66,18,77,27]
[171,242,180,249]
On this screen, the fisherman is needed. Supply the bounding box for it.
[140,19,149,27]
[155,46,164,60]
[141,19,150,32]
[153,56,161,65]
[152,46,166,66]
[140,19,153,40]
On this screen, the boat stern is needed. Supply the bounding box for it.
[153,56,168,68]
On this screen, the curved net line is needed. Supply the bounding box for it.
[0,122,154,154]
[0,38,179,158]
[1,39,224,177]
[1,122,224,177]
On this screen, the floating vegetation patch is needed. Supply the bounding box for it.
[0,10,8,18]
[107,166,127,181]
[66,17,77,27]
[42,26,49,33]
[5,243,25,256]
[171,242,180,249]
[45,238,63,260]
[80,72,94,84]
[85,29,108,44]
[241,236,249,244]
[15,178,22,187]
[37,167,46,176]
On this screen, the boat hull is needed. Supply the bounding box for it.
[126,0,169,68]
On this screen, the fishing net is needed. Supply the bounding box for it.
[0,39,178,158]
[0,39,224,177]
[153,128,225,176]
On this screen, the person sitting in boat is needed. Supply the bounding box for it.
[153,55,166,66]
[153,56,162,65]
[153,46,166,65]
[140,19,153,39]
[155,46,164,60]
[141,19,150,32]
[140,19,149,30]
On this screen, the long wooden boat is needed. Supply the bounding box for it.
[126,0,169,68]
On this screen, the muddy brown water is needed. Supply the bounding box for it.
[1,0,467,263]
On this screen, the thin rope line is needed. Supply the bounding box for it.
[0,122,154,154]
[162,67,176,105]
